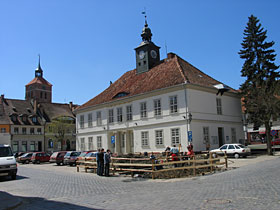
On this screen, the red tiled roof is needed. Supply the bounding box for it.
[26,77,52,86]
[78,53,236,110]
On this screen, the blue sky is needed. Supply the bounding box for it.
[0,0,279,105]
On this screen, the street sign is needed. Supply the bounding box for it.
[271,130,277,136]
[111,136,115,144]
[188,131,192,142]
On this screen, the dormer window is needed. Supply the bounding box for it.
[113,92,129,99]
[10,114,17,122]
[32,116,37,123]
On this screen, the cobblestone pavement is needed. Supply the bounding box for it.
[1,155,280,210]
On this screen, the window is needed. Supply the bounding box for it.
[48,139,53,148]
[1,128,6,133]
[216,98,222,115]
[171,128,180,144]
[80,115,84,129]
[22,127,26,134]
[14,127,19,134]
[37,128,42,134]
[22,141,27,152]
[141,131,149,147]
[117,107,123,122]
[30,141,35,151]
[97,136,102,148]
[88,113,93,127]
[108,109,114,123]
[80,138,85,151]
[140,102,147,118]
[155,130,163,146]
[170,96,178,114]
[220,145,227,150]
[48,126,53,132]
[96,111,102,126]
[30,128,34,134]
[45,92,47,99]
[12,141,19,153]
[154,99,161,116]
[126,105,132,121]
[231,128,237,143]
[203,127,210,145]
[228,145,235,150]
[88,137,93,150]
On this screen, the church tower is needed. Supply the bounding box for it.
[25,56,52,103]
[135,15,160,74]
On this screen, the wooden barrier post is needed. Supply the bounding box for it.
[151,159,155,179]
[112,158,115,175]
[193,156,196,176]
[209,152,213,173]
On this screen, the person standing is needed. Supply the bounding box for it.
[97,148,104,176]
[104,149,111,177]
[96,149,101,175]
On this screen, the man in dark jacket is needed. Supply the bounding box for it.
[104,149,111,177]
[97,148,104,176]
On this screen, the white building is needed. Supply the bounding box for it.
[75,21,243,154]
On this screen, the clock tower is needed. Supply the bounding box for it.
[25,56,52,103]
[135,17,160,74]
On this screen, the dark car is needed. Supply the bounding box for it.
[17,152,33,164]
[63,151,81,166]
[31,152,50,164]
[49,151,68,165]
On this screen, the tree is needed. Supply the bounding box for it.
[239,15,280,155]
[48,117,75,151]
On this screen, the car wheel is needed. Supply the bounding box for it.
[36,160,40,164]
[11,174,16,180]
[56,163,60,166]
[234,153,240,159]
[212,153,217,158]
[69,163,73,166]
[25,160,30,164]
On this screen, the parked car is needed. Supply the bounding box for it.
[76,151,95,162]
[271,138,280,146]
[31,152,50,164]
[0,144,17,180]
[210,144,251,158]
[63,151,81,166]
[84,151,98,161]
[14,152,25,158]
[49,151,68,165]
[17,152,33,164]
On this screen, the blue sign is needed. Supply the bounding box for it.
[111,136,115,144]
[271,130,277,136]
[188,131,193,142]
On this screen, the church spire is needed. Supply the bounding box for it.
[35,54,43,78]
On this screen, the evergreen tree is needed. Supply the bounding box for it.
[239,15,280,155]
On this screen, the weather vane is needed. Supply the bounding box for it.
[141,7,147,25]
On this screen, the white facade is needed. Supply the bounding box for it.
[76,84,243,153]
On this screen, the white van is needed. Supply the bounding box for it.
[0,144,17,180]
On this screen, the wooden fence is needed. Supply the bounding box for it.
[76,153,227,179]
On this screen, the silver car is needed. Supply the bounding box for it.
[210,144,251,158]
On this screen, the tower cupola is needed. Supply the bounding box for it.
[135,14,160,74]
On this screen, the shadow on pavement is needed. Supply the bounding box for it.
[0,175,28,182]
[0,191,103,210]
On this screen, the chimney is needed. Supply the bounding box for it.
[167,52,176,59]
[69,101,73,110]
[1,94,4,100]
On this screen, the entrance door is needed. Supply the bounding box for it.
[38,141,42,151]
[218,127,224,147]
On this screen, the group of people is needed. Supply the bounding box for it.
[96,149,111,177]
